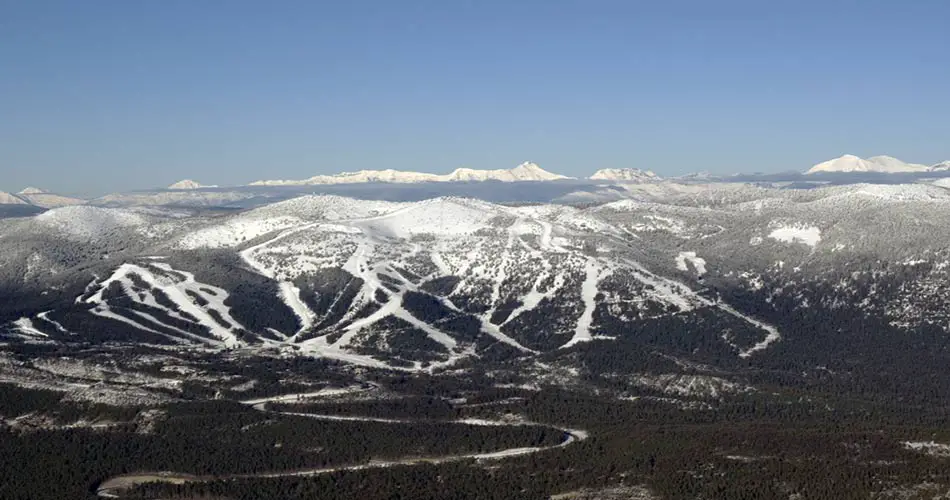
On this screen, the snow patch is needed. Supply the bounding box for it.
[675,252,707,275]
[768,225,821,248]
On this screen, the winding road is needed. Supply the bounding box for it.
[97,386,588,498]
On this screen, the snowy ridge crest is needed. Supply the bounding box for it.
[250,162,571,186]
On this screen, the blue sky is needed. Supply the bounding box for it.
[2,0,949,195]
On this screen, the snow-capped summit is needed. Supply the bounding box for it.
[250,162,571,186]
[168,179,215,190]
[18,187,48,195]
[806,154,929,174]
[589,168,661,182]
[441,162,567,182]
[505,161,570,181]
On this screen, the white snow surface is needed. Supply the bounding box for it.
[562,259,612,348]
[902,441,950,457]
[13,318,48,338]
[675,252,707,275]
[768,225,821,248]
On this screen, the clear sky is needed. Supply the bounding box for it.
[2,0,949,195]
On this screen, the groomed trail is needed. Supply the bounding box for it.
[96,385,588,498]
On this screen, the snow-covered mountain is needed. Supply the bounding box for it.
[168,179,216,190]
[250,162,572,186]
[0,188,84,209]
[589,168,661,182]
[930,161,950,171]
[0,191,29,205]
[806,154,930,174]
[867,155,929,172]
[7,182,950,373]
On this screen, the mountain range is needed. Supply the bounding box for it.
[5,157,950,214]
[7,169,950,498]
[5,180,950,370]
[250,162,573,186]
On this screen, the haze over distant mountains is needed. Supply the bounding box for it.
[4,156,950,211]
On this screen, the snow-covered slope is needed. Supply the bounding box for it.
[930,161,950,171]
[91,190,256,208]
[0,187,84,208]
[867,155,929,172]
[18,192,85,209]
[250,162,571,186]
[0,191,28,205]
[589,168,661,182]
[8,181,950,376]
[806,154,929,174]
[35,206,152,239]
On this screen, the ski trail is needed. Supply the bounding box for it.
[89,306,191,345]
[562,259,611,348]
[13,318,48,338]
[36,311,70,335]
[83,263,247,346]
[718,303,782,358]
[619,252,782,357]
[126,310,219,346]
[278,282,314,337]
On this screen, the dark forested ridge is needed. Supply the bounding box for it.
[3,360,950,500]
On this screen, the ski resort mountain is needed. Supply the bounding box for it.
[5,182,950,370]
[250,162,571,186]
[7,181,950,498]
[589,168,661,182]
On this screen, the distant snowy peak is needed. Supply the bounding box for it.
[504,161,570,181]
[168,179,215,190]
[930,161,950,172]
[0,188,83,208]
[589,168,661,182]
[806,154,930,174]
[249,162,571,186]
